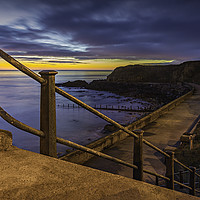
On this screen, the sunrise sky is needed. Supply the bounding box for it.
[1,0,200,70]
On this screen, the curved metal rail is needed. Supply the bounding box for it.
[0,107,44,137]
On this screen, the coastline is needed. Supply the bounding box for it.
[56,80,191,116]
[56,80,192,156]
[60,85,194,163]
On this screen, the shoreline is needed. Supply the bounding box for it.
[60,85,194,163]
[56,80,192,155]
[56,80,191,115]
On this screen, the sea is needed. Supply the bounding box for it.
[0,70,150,154]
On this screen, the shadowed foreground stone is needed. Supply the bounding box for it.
[0,129,12,151]
[0,146,198,199]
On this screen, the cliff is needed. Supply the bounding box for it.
[107,61,200,83]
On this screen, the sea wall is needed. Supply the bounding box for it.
[107,61,200,84]
[60,86,194,164]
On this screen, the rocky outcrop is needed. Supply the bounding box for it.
[107,61,200,83]
[56,80,88,88]
[87,80,191,105]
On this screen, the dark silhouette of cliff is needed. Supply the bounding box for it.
[107,61,200,83]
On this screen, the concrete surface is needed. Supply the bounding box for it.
[0,129,12,151]
[84,83,200,184]
[0,146,199,200]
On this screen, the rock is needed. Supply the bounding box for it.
[101,124,119,134]
[56,80,88,87]
[87,80,190,106]
[0,129,12,151]
[107,61,200,84]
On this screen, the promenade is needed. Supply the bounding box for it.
[84,83,200,183]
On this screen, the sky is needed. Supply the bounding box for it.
[0,0,200,70]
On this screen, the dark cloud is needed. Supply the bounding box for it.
[15,57,42,61]
[48,60,83,64]
[1,0,200,62]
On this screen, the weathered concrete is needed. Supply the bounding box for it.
[84,84,200,184]
[0,129,12,151]
[0,146,198,200]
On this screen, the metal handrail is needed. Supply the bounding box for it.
[174,180,192,190]
[195,172,200,178]
[57,135,198,190]
[0,49,46,84]
[143,139,170,158]
[1,48,200,195]
[143,169,170,181]
[56,137,138,169]
[174,170,192,175]
[55,86,138,139]
[0,107,45,137]
[174,159,193,173]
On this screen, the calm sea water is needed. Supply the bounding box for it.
[0,70,148,154]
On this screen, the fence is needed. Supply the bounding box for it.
[0,49,200,196]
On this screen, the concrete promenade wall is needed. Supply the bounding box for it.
[1,147,198,200]
[60,86,194,164]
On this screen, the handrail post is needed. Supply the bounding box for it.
[179,170,183,189]
[189,135,193,150]
[165,151,174,190]
[156,176,159,186]
[133,129,144,181]
[39,70,58,158]
[189,167,196,196]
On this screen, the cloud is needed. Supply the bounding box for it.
[1,0,200,62]
[48,60,83,64]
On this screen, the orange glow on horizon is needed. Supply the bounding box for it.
[0,58,174,71]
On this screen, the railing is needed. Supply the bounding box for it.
[0,49,200,196]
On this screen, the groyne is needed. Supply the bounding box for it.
[60,85,194,164]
